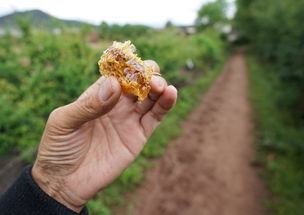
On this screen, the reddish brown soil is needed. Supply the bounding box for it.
[118,53,268,215]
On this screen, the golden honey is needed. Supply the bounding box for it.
[98,41,152,102]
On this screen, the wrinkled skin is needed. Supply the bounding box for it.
[32,61,177,213]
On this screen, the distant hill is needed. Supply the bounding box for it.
[0,9,95,32]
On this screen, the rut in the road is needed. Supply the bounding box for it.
[118,53,268,215]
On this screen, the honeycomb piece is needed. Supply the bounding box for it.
[98,41,152,102]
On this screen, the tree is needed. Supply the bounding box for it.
[16,15,32,40]
[195,0,228,31]
[99,21,110,40]
[165,20,174,28]
[235,0,304,86]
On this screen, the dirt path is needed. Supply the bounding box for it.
[0,156,27,195]
[119,53,268,215]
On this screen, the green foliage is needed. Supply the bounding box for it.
[235,0,304,97]
[165,20,174,28]
[16,15,32,40]
[236,1,304,212]
[189,31,224,68]
[248,57,304,215]
[98,22,154,41]
[195,0,228,31]
[0,31,98,157]
[134,30,224,88]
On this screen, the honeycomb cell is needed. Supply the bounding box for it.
[98,41,153,102]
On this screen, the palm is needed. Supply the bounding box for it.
[34,72,177,211]
[63,95,153,201]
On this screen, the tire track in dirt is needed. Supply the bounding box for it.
[119,53,268,215]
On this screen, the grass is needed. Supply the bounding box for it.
[248,56,304,215]
[87,61,224,215]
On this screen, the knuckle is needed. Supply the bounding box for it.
[48,107,63,123]
[151,110,164,122]
[146,60,160,73]
[78,96,100,118]
[46,107,66,133]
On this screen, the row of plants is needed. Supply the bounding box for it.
[248,57,304,215]
[235,0,304,120]
[235,1,304,213]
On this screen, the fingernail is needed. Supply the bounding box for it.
[99,77,114,101]
[152,76,164,89]
[168,85,178,96]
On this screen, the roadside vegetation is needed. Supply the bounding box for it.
[248,57,304,215]
[235,0,304,214]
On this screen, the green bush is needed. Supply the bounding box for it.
[235,0,304,111]
[248,57,304,215]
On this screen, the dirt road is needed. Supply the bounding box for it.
[120,53,267,215]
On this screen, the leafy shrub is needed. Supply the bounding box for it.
[236,1,304,212]
[235,0,304,112]
[248,57,304,215]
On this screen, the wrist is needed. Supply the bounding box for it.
[32,164,86,213]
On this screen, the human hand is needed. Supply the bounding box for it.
[32,60,177,213]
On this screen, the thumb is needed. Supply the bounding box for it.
[49,76,121,129]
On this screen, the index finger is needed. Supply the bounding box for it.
[145,60,167,100]
[134,60,166,114]
[145,60,160,75]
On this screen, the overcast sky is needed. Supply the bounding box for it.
[0,0,235,27]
